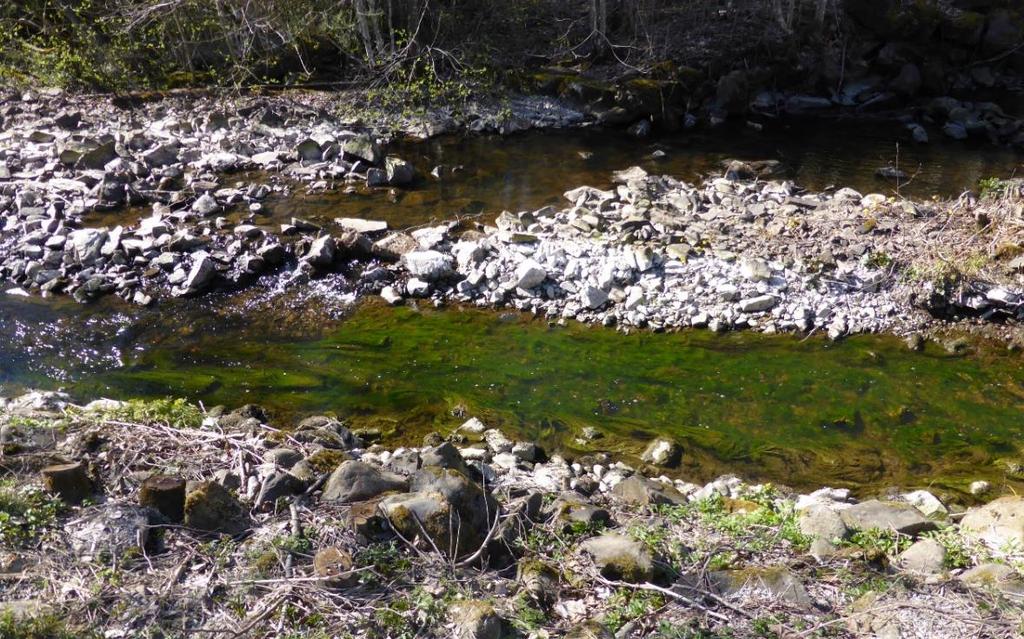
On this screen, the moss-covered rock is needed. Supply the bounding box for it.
[564,622,614,639]
[183,481,250,535]
[313,546,357,588]
[304,448,351,475]
[580,533,653,583]
[379,467,498,557]
[517,559,560,607]
[450,600,503,639]
[322,460,407,503]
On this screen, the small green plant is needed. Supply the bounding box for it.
[354,541,413,585]
[0,480,63,546]
[0,611,87,639]
[922,527,972,569]
[628,522,688,572]
[979,177,1007,198]
[604,588,664,633]
[692,492,810,553]
[509,592,547,632]
[843,573,894,599]
[653,622,736,639]
[845,528,912,559]
[751,615,782,638]
[369,585,454,639]
[273,534,312,555]
[865,251,893,269]
[87,398,203,429]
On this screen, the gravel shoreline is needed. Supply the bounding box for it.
[1,390,1023,638]
[2,90,1023,339]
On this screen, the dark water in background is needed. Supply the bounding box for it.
[149,119,1021,231]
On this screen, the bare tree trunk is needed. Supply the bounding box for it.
[814,0,831,27]
[354,0,377,65]
[591,0,608,54]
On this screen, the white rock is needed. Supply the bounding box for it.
[380,286,403,305]
[402,250,453,281]
[515,259,548,289]
[739,295,777,313]
[901,490,948,517]
[740,258,771,281]
[406,278,431,297]
[459,417,487,434]
[459,448,490,462]
[484,429,514,453]
[532,463,571,492]
[581,285,608,309]
[336,217,388,233]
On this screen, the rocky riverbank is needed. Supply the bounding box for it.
[1,390,1023,638]
[383,166,1024,339]
[0,89,582,304]
[2,90,1024,340]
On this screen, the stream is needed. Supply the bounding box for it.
[3,119,1024,495]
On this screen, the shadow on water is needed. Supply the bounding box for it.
[3,291,1024,496]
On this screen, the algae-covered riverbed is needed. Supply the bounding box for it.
[3,291,1023,495]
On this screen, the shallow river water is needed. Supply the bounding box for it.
[3,120,1024,495]
[2,290,1024,496]
[222,118,1021,230]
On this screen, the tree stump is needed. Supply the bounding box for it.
[139,475,186,523]
[40,462,91,503]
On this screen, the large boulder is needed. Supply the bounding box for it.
[67,229,108,266]
[380,467,497,557]
[385,157,415,186]
[581,533,653,583]
[303,235,336,268]
[960,563,1024,596]
[839,500,936,536]
[983,10,1023,55]
[322,460,407,503]
[704,566,812,608]
[293,415,360,449]
[373,232,420,260]
[75,141,118,170]
[515,260,548,289]
[961,496,1024,551]
[178,254,217,295]
[715,70,749,115]
[420,442,472,477]
[343,135,382,165]
[550,493,612,528]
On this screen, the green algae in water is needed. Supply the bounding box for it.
[69,302,1024,494]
